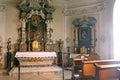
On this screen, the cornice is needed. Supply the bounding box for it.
[0,0,19,4]
[65,0,106,9]
[63,0,107,16]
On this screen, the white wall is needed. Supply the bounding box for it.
[5,3,19,44]
[0,2,19,68]
[52,6,66,51]
[52,6,64,42]
[0,4,6,68]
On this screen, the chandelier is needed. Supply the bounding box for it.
[18,0,55,20]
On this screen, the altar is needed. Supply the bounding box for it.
[9,0,63,79]
[9,52,62,80]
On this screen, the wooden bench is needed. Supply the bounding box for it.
[82,60,120,80]
[81,53,100,79]
[71,54,89,79]
[94,60,120,80]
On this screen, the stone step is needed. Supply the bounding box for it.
[0,69,7,76]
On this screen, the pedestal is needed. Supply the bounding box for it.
[57,52,62,66]
[67,47,71,67]
[7,52,11,71]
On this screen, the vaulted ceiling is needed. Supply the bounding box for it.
[0,0,107,12]
[0,0,106,7]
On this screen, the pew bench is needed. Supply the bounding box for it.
[94,60,120,80]
[82,60,120,80]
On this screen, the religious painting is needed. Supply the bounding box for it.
[80,27,89,40]
[25,15,47,51]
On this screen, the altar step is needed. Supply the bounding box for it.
[9,66,63,80]
[9,73,63,80]
[41,74,62,80]
[0,69,7,76]
[9,66,62,76]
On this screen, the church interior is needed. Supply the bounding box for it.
[0,0,119,80]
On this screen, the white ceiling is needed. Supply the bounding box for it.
[0,0,104,3]
[0,0,105,7]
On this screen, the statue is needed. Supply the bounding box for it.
[32,39,41,51]
[0,40,2,53]
[7,37,12,52]
[0,39,3,66]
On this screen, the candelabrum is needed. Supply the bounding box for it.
[67,46,71,67]
[56,39,63,52]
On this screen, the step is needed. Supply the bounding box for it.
[0,69,7,76]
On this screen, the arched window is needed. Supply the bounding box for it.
[113,0,120,60]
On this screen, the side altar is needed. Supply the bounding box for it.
[9,52,62,80]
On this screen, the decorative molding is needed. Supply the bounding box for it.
[0,4,5,12]
[96,3,105,12]
[100,35,105,43]
[64,0,107,9]
[63,1,106,15]
[63,10,72,16]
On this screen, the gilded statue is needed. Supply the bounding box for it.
[32,39,41,51]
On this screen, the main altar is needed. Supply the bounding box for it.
[16,0,57,52]
[9,0,63,80]
[9,52,62,80]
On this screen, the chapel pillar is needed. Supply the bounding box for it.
[63,10,72,52]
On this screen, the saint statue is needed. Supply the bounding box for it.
[0,40,2,53]
[7,38,12,52]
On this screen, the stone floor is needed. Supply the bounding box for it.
[0,69,119,80]
[0,68,72,80]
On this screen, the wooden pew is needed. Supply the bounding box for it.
[94,60,120,80]
[71,54,89,79]
[82,60,120,80]
[81,53,100,79]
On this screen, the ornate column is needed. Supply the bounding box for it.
[73,27,78,53]
[63,10,72,52]
[20,19,27,51]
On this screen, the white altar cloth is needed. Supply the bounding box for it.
[15,52,57,58]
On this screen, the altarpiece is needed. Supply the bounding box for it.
[17,0,56,52]
[72,16,97,54]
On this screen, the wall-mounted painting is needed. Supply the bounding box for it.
[80,27,89,40]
